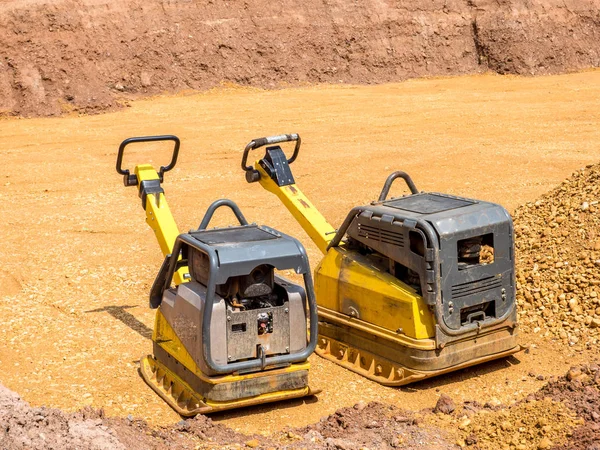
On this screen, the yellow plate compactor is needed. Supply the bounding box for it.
[241,134,521,386]
[115,135,318,415]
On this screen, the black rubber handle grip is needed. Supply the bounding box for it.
[116,135,180,186]
[378,171,419,201]
[241,133,300,172]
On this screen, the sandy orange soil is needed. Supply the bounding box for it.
[1,70,599,434]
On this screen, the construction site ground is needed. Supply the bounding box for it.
[1,70,600,446]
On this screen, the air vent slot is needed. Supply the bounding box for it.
[357,223,404,247]
[231,323,247,333]
[451,276,502,299]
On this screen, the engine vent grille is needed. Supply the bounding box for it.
[357,223,404,247]
[451,276,502,299]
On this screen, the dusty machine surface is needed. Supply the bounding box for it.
[115,135,318,415]
[241,134,521,386]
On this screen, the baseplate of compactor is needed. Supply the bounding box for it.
[140,355,319,416]
[315,334,522,387]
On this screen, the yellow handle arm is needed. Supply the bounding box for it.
[135,164,188,285]
[255,163,335,255]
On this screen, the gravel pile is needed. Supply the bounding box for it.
[514,164,600,346]
[456,397,576,450]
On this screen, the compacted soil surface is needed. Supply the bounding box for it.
[0,71,600,449]
[1,1,600,446]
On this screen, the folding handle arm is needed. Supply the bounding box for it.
[115,134,187,285]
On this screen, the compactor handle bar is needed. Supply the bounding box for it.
[241,133,301,173]
[197,199,249,230]
[378,171,419,201]
[116,135,181,186]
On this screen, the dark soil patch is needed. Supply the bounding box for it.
[5,364,600,449]
[533,364,600,450]
[0,383,456,449]
[289,401,456,449]
[0,384,126,450]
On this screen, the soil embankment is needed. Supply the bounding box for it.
[0,0,599,117]
[2,364,599,449]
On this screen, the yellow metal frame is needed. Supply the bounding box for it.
[315,334,521,386]
[249,155,520,387]
[133,164,188,285]
[140,354,315,416]
[142,308,317,415]
[314,247,435,339]
[255,164,335,254]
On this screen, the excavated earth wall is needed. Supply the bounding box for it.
[0,0,599,117]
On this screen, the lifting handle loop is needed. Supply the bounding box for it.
[241,133,301,173]
[116,135,181,186]
[197,199,249,230]
[378,171,419,202]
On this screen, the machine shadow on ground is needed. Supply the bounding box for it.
[400,355,523,393]
[85,305,153,340]
[210,394,320,424]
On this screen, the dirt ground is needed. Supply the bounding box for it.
[2,362,599,449]
[1,70,600,442]
[1,0,599,117]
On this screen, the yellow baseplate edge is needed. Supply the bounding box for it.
[315,336,524,387]
[140,355,320,416]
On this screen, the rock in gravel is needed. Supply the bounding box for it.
[567,367,582,381]
[354,400,366,411]
[538,437,553,449]
[453,395,577,450]
[245,438,261,448]
[434,394,455,415]
[458,418,471,430]
[465,433,477,445]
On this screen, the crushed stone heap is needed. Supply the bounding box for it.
[514,163,600,346]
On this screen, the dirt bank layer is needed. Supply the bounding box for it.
[0,0,599,117]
